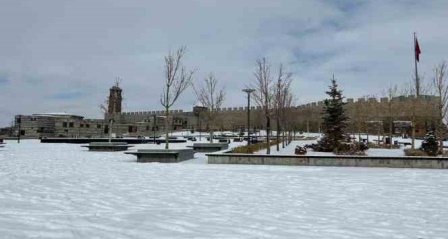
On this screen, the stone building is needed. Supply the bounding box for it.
[14,113,106,138]
[13,84,440,138]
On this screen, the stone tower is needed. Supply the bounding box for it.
[108,82,122,114]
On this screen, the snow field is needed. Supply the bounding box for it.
[0,138,447,238]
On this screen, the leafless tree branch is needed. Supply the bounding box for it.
[160,46,195,149]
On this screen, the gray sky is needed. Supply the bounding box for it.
[1,0,447,127]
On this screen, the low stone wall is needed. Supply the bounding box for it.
[193,143,229,152]
[207,153,448,169]
[125,149,195,163]
[82,142,132,151]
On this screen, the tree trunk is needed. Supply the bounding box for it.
[411,115,415,150]
[108,118,113,143]
[165,107,169,149]
[276,117,280,151]
[282,131,285,148]
[389,118,393,149]
[438,108,444,155]
[209,127,213,144]
[266,116,271,154]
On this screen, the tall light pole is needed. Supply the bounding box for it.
[153,114,156,144]
[17,115,22,143]
[242,89,255,145]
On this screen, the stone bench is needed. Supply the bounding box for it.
[398,142,412,146]
[154,138,187,144]
[192,143,229,152]
[125,149,195,163]
[82,142,133,151]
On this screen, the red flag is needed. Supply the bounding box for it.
[415,37,421,62]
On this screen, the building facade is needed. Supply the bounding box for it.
[13,84,439,138]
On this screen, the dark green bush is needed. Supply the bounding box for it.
[421,131,439,156]
[334,142,367,156]
[367,142,400,149]
[230,140,281,154]
[404,149,428,156]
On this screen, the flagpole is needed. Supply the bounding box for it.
[412,32,420,150]
[414,32,420,97]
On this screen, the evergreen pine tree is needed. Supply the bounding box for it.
[317,75,348,152]
[421,131,439,156]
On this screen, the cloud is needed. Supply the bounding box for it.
[50,92,85,100]
[0,0,447,126]
[0,74,9,84]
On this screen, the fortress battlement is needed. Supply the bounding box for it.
[121,109,184,116]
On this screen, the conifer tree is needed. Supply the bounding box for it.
[317,75,348,152]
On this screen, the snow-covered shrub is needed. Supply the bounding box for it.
[421,131,439,156]
[334,142,368,156]
[294,146,307,155]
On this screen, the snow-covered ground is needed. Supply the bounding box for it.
[1,135,448,238]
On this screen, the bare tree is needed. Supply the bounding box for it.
[193,73,225,144]
[273,64,293,151]
[385,84,398,148]
[432,61,448,154]
[401,75,429,149]
[252,58,274,154]
[160,46,195,149]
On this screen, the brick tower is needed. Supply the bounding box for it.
[108,82,122,114]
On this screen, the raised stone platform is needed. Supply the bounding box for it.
[41,138,152,144]
[154,138,187,144]
[82,142,133,151]
[193,143,229,152]
[207,153,448,169]
[125,149,195,163]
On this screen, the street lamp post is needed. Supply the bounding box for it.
[242,89,255,145]
[153,114,156,144]
[17,115,22,143]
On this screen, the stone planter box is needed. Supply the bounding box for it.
[207,153,448,169]
[42,138,150,144]
[82,142,133,151]
[125,149,195,163]
[193,143,229,152]
[154,139,187,144]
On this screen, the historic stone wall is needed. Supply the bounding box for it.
[13,92,439,138]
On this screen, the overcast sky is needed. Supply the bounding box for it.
[1,0,447,127]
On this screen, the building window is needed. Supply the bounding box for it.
[86,124,90,128]
[69,122,74,128]
[63,122,67,128]
[146,126,150,130]
[80,124,84,128]
[97,124,101,128]
[128,126,137,133]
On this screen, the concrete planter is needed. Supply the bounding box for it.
[82,142,133,151]
[43,138,150,144]
[125,149,195,163]
[207,153,448,169]
[193,143,229,152]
